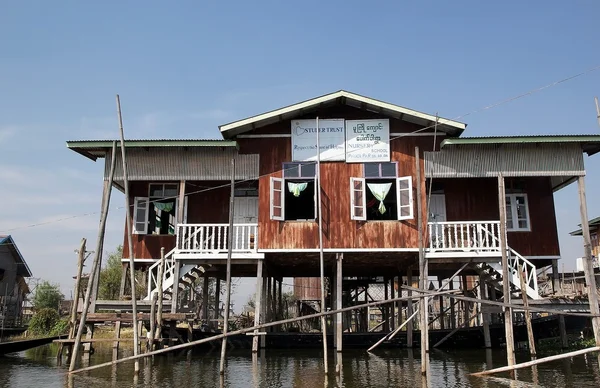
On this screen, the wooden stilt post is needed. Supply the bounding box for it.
[498,174,515,368]
[519,270,536,357]
[260,275,266,348]
[406,267,414,348]
[559,314,569,348]
[219,157,236,375]
[202,276,209,323]
[396,274,402,331]
[69,239,86,339]
[551,259,560,295]
[155,248,166,345]
[336,253,343,358]
[577,176,600,347]
[215,278,221,330]
[69,140,117,373]
[119,263,128,298]
[315,116,329,374]
[116,95,140,374]
[438,279,444,330]
[252,260,263,352]
[416,146,429,377]
[390,276,396,331]
[149,292,157,351]
[449,279,456,329]
[112,320,121,361]
[383,276,389,332]
[479,275,491,348]
[171,262,181,314]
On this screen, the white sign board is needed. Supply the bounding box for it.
[345,119,390,163]
[291,119,345,161]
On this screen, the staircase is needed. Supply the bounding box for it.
[473,247,540,300]
[145,249,207,301]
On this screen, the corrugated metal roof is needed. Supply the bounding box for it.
[569,216,600,236]
[0,235,32,277]
[441,135,600,155]
[219,90,467,138]
[67,139,238,161]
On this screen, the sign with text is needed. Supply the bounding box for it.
[345,119,390,163]
[291,119,346,161]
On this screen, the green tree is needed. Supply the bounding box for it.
[99,245,123,300]
[32,281,64,311]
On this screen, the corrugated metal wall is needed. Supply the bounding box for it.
[424,143,585,178]
[104,148,259,181]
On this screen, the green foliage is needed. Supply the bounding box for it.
[28,308,60,335]
[99,246,123,300]
[32,281,64,311]
[50,318,69,336]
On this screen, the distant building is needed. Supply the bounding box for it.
[0,235,33,327]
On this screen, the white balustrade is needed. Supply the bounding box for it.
[176,223,258,253]
[428,221,501,252]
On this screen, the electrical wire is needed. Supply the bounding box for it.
[2,62,600,236]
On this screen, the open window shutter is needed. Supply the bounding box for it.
[350,177,367,221]
[270,177,284,221]
[396,176,413,220]
[133,197,149,234]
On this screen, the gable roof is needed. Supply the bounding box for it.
[0,235,32,277]
[441,135,600,156]
[66,139,238,161]
[218,90,467,138]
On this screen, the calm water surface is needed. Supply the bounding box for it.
[1,344,600,387]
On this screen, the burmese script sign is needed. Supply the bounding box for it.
[345,119,390,163]
[291,119,345,161]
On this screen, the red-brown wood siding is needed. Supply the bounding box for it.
[122,181,231,259]
[443,177,560,257]
[237,104,433,250]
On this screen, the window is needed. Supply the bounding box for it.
[133,183,187,235]
[270,163,317,221]
[350,163,413,221]
[505,194,530,231]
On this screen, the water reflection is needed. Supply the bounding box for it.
[1,344,600,387]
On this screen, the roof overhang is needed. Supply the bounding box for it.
[66,139,239,161]
[441,135,600,156]
[218,90,467,138]
[570,216,600,236]
[0,236,32,278]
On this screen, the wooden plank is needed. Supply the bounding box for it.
[83,313,189,322]
[519,270,537,357]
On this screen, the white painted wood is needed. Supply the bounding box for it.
[350,177,367,221]
[396,176,413,220]
[270,177,284,221]
[133,197,149,234]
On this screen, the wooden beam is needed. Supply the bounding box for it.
[155,248,166,345]
[471,347,600,377]
[70,290,455,374]
[336,253,343,356]
[416,145,429,377]
[498,174,515,368]
[406,267,414,348]
[69,239,86,339]
[219,158,236,375]
[479,275,491,348]
[252,260,263,352]
[519,270,536,357]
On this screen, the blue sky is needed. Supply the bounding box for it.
[1,1,600,308]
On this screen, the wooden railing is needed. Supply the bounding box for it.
[428,221,501,252]
[176,223,258,253]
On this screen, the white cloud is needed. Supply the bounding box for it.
[0,126,16,143]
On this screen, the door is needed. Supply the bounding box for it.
[428,194,447,249]
[233,197,258,250]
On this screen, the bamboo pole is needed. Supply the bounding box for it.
[577,176,600,346]
[149,292,157,351]
[154,248,165,343]
[315,116,328,374]
[68,140,117,372]
[498,174,515,368]
[406,267,414,347]
[519,270,536,357]
[70,290,454,374]
[368,261,469,352]
[69,238,86,339]
[219,158,236,375]
[471,346,600,377]
[401,285,600,318]
[116,95,140,374]
[479,276,491,348]
[252,260,263,352]
[336,253,343,356]
[416,146,429,377]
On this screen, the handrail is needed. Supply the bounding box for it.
[428,221,501,251]
[146,247,176,299]
[176,223,258,253]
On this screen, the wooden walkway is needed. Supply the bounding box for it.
[0,336,62,355]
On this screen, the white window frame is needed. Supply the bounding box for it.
[133,197,149,234]
[350,177,367,221]
[270,177,284,221]
[506,193,531,232]
[396,176,414,220]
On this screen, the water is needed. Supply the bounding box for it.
[1,344,600,387]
